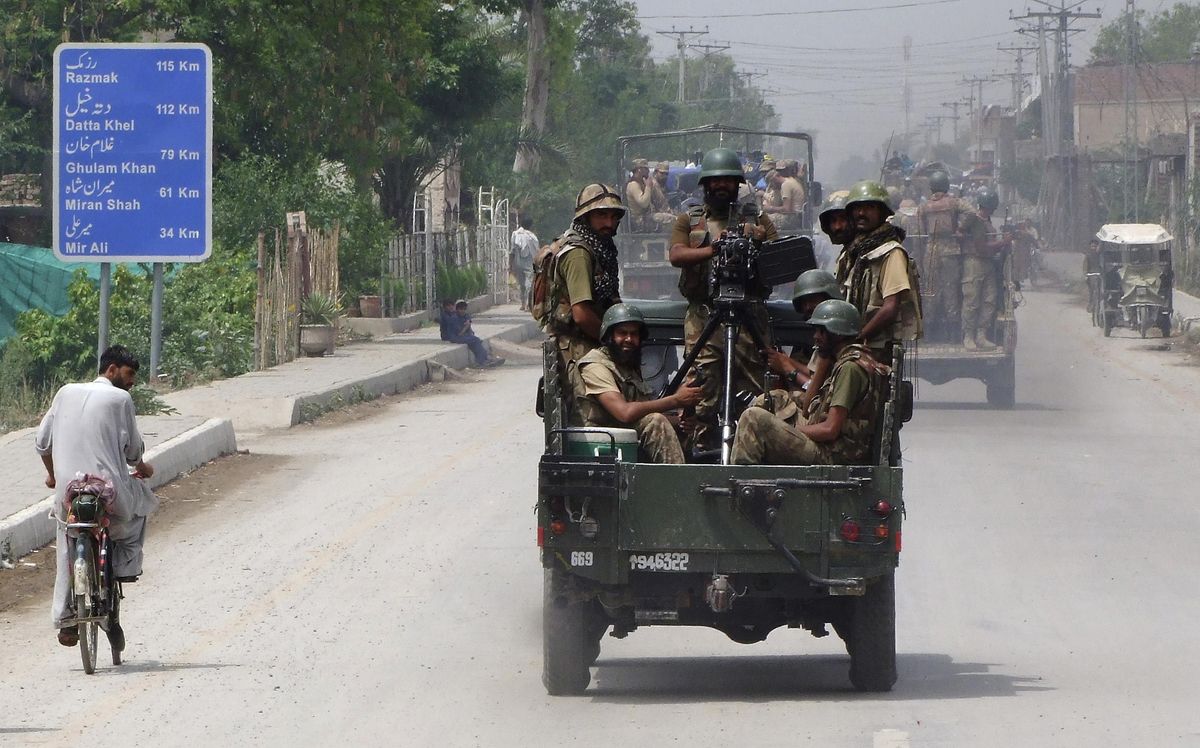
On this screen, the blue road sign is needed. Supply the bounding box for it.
[53,43,212,263]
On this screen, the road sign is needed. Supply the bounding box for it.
[53,43,212,263]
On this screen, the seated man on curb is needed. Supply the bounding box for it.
[731,300,885,466]
[439,298,504,368]
[572,303,702,464]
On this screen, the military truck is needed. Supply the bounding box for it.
[905,215,1018,407]
[615,124,820,300]
[536,299,910,694]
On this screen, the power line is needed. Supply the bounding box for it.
[656,27,708,104]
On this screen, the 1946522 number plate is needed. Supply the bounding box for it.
[628,552,689,572]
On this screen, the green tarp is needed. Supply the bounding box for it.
[0,243,148,342]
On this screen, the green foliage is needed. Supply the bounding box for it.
[999,160,1044,204]
[301,293,341,326]
[434,262,488,302]
[214,154,392,300]
[1091,3,1200,64]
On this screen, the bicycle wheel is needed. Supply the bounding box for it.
[75,537,98,674]
[109,580,122,666]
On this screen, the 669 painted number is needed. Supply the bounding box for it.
[628,552,689,572]
[570,551,594,567]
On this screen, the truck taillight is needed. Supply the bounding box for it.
[839,519,860,542]
[537,526,545,547]
[550,520,567,535]
[872,500,893,517]
[894,530,902,552]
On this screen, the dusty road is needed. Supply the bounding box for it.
[2,288,1199,746]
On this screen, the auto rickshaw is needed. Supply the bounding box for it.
[1093,223,1174,338]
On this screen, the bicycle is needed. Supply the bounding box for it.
[58,482,123,674]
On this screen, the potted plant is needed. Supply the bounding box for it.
[300,293,341,356]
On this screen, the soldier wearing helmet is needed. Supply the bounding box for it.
[542,183,627,370]
[839,179,922,355]
[668,147,779,451]
[731,300,886,466]
[572,304,702,463]
[764,269,843,392]
[916,170,971,342]
[958,187,1010,350]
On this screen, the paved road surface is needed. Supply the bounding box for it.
[2,289,1199,746]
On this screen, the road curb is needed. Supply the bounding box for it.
[291,318,542,425]
[0,417,237,564]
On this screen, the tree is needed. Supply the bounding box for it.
[1091,3,1200,64]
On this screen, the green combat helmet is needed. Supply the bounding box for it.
[928,170,950,194]
[818,193,849,234]
[792,269,842,308]
[599,303,648,343]
[574,183,626,220]
[698,148,746,183]
[806,299,862,337]
[844,180,894,217]
[976,187,999,212]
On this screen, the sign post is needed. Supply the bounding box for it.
[53,43,212,375]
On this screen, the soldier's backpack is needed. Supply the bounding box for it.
[528,236,562,325]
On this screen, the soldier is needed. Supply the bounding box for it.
[731,300,885,466]
[958,187,1009,350]
[765,269,843,392]
[650,162,672,214]
[668,147,778,451]
[573,304,702,464]
[625,158,655,232]
[763,159,806,230]
[543,183,625,371]
[819,194,856,284]
[916,170,968,342]
[839,180,921,356]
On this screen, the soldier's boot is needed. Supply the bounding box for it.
[975,330,998,350]
[962,334,979,351]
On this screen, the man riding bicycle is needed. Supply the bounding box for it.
[36,345,157,651]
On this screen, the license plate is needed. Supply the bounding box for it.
[628,552,689,572]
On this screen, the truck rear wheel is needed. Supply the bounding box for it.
[542,569,592,695]
[847,572,897,692]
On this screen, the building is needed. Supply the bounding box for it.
[1073,62,1200,154]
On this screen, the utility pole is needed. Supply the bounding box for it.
[925,115,951,144]
[997,43,1038,113]
[903,36,913,150]
[942,100,967,141]
[687,41,730,100]
[1124,0,1140,221]
[962,75,992,164]
[1012,2,1102,155]
[732,70,766,102]
[657,27,708,103]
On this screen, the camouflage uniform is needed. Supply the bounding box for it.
[844,224,923,354]
[731,344,880,465]
[572,346,685,464]
[671,204,778,449]
[959,210,999,345]
[545,226,621,370]
[916,193,968,341]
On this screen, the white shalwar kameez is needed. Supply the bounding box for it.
[35,377,159,628]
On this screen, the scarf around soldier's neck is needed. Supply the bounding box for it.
[848,221,906,264]
[570,218,620,303]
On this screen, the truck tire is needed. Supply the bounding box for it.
[542,569,592,695]
[847,572,897,692]
[985,359,1016,409]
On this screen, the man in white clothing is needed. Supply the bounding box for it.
[36,345,157,650]
[510,216,540,309]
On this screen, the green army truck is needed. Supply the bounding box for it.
[536,299,910,695]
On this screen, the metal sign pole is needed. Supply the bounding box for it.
[150,262,164,379]
[97,262,111,363]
